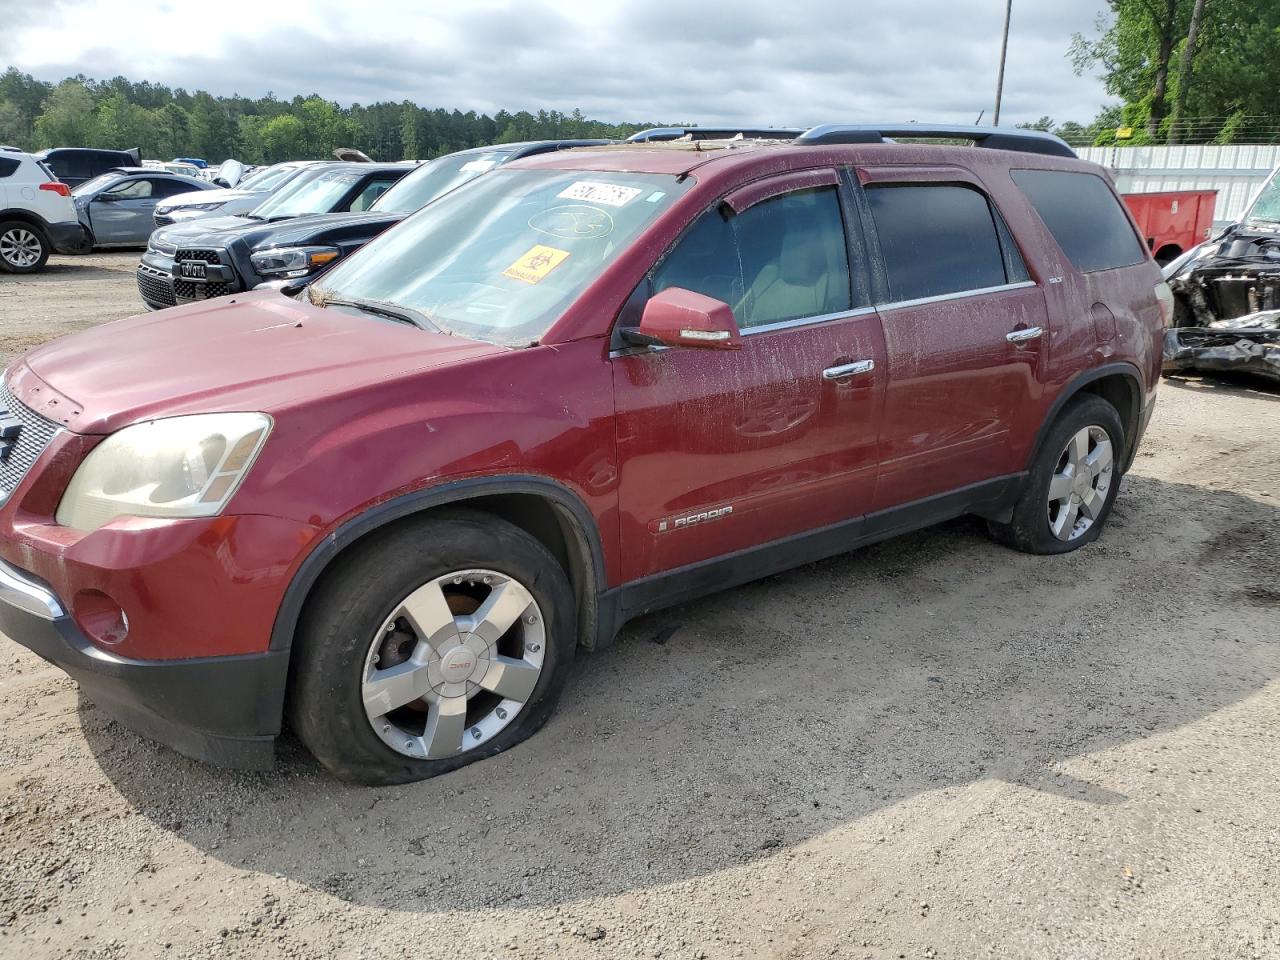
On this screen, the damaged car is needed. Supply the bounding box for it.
[1163,167,1280,383]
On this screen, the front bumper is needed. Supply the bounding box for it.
[0,557,288,769]
[47,220,92,255]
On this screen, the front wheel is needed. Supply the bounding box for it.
[0,221,50,273]
[288,510,577,785]
[989,394,1125,554]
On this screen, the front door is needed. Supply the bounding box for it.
[856,172,1051,510]
[611,174,887,584]
[89,177,158,244]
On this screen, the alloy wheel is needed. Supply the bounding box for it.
[1047,425,1114,541]
[0,228,42,268]
[361,568,546,760]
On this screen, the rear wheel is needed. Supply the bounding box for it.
[989,395,1125,554]
[288,510,577,785]
[0,221,50,273]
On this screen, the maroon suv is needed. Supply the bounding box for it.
[0,125,1170,784]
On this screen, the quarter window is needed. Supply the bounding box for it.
[867,184,1016,302]
[652,186,854,330]
[1011,169,1145,273]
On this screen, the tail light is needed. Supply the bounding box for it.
[39,181,71,197]
[1154,281,1175,328]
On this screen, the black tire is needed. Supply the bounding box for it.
[287,509,577,785]
[0,220,51,273]
[988,394,1125,555]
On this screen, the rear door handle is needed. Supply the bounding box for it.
[1006,326,1043,343]
[822,359,875,381]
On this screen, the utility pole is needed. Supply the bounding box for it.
[993,0,1013,126]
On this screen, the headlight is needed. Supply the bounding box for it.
[250,246,340,278]
[56,413,272,532]
[164,201,224,214]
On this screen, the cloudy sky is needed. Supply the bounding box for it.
[1,0,1114,127]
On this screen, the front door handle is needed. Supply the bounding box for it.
[822,359,875,381]
[1006,326,1044,343]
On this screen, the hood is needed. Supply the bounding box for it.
[242,210,406,249]
[153,210,404,254]
[160,187,259,210]
[11,290,504,434]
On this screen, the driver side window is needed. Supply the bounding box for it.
[650,186,854,330]
[104,178,152,200]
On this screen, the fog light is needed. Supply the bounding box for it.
[73,590,129,646]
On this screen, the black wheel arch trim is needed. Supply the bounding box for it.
[0,208,53,233]
[1028,361,1146,473]
[269,474,608,654]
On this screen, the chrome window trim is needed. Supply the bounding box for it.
[0,557,65,620]
[877,280,1037,312]
[740,305,876,337]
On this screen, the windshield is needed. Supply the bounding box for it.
[71,172,125,197]
[371,151,513,214]
[313,168,691,343]
[239,163,300,193]
[249,168,362,219]
[1246,170,1280,225]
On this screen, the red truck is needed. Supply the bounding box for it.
[0,124,1169,784]
[1123,189,1217,265]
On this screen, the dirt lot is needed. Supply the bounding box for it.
[1,252,1278,960]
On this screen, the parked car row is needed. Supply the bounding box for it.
[0,124,1169,785]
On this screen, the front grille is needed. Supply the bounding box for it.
[0,384,61,503]
[137,263,177,307]
[153,214,174,227]
[173,279,231,301]
[175,248,221,264]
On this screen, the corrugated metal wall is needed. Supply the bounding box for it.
[1078,145,1280,226]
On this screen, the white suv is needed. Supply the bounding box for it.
[0,147,90,273]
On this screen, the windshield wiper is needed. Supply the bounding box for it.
[321,296,441,332]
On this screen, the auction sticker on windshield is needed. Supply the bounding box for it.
[503,245,571,284]
[557,181,643,207]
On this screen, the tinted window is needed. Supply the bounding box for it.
[0,157,19,178]
[46,152,91,181]
[653,186,853,329]
[1011,169,1146,273]
[151,178,194,198]
[867,184,1010,302]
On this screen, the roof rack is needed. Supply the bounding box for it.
[794,123,1076,159]
[628,127,804,143]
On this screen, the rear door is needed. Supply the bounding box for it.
[854,166,1051,510]
[612,170,887,583]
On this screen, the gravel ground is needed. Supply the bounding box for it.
[1,253,1279,959]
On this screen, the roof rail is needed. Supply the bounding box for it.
[795,123,1077,159]
[628,126,805,143]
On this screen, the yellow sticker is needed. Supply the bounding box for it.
[503,244,571,285]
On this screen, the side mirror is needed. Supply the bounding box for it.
[623,287,741,350]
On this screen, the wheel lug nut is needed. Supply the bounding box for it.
[526,643,541,653]
[526,614,537,624]
[404,740,413,750]
[372,653,380,664]
[453,577,462,585]
[483,575,492,584]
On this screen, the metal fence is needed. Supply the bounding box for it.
[1077,145,1280,226]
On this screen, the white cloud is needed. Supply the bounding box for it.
[0,0,1114,126]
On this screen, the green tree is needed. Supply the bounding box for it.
[34,79,96,147]
[259,114,306,162]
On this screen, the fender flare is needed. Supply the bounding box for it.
[1026,361,1146,473]
[268,474,608,653]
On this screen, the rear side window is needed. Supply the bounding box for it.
[1011,169,1146,273]
[653,186,855,329]
[0,157,19,178]
[867,184,1015,302]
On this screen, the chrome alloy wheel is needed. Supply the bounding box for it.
[361,569,546,760]
[1047,425,1114,541]
[0,227,42,268]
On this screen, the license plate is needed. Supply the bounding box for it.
[179,260,207,280]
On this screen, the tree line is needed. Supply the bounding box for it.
[1067,0,1280,145]
[0,68,660,164]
